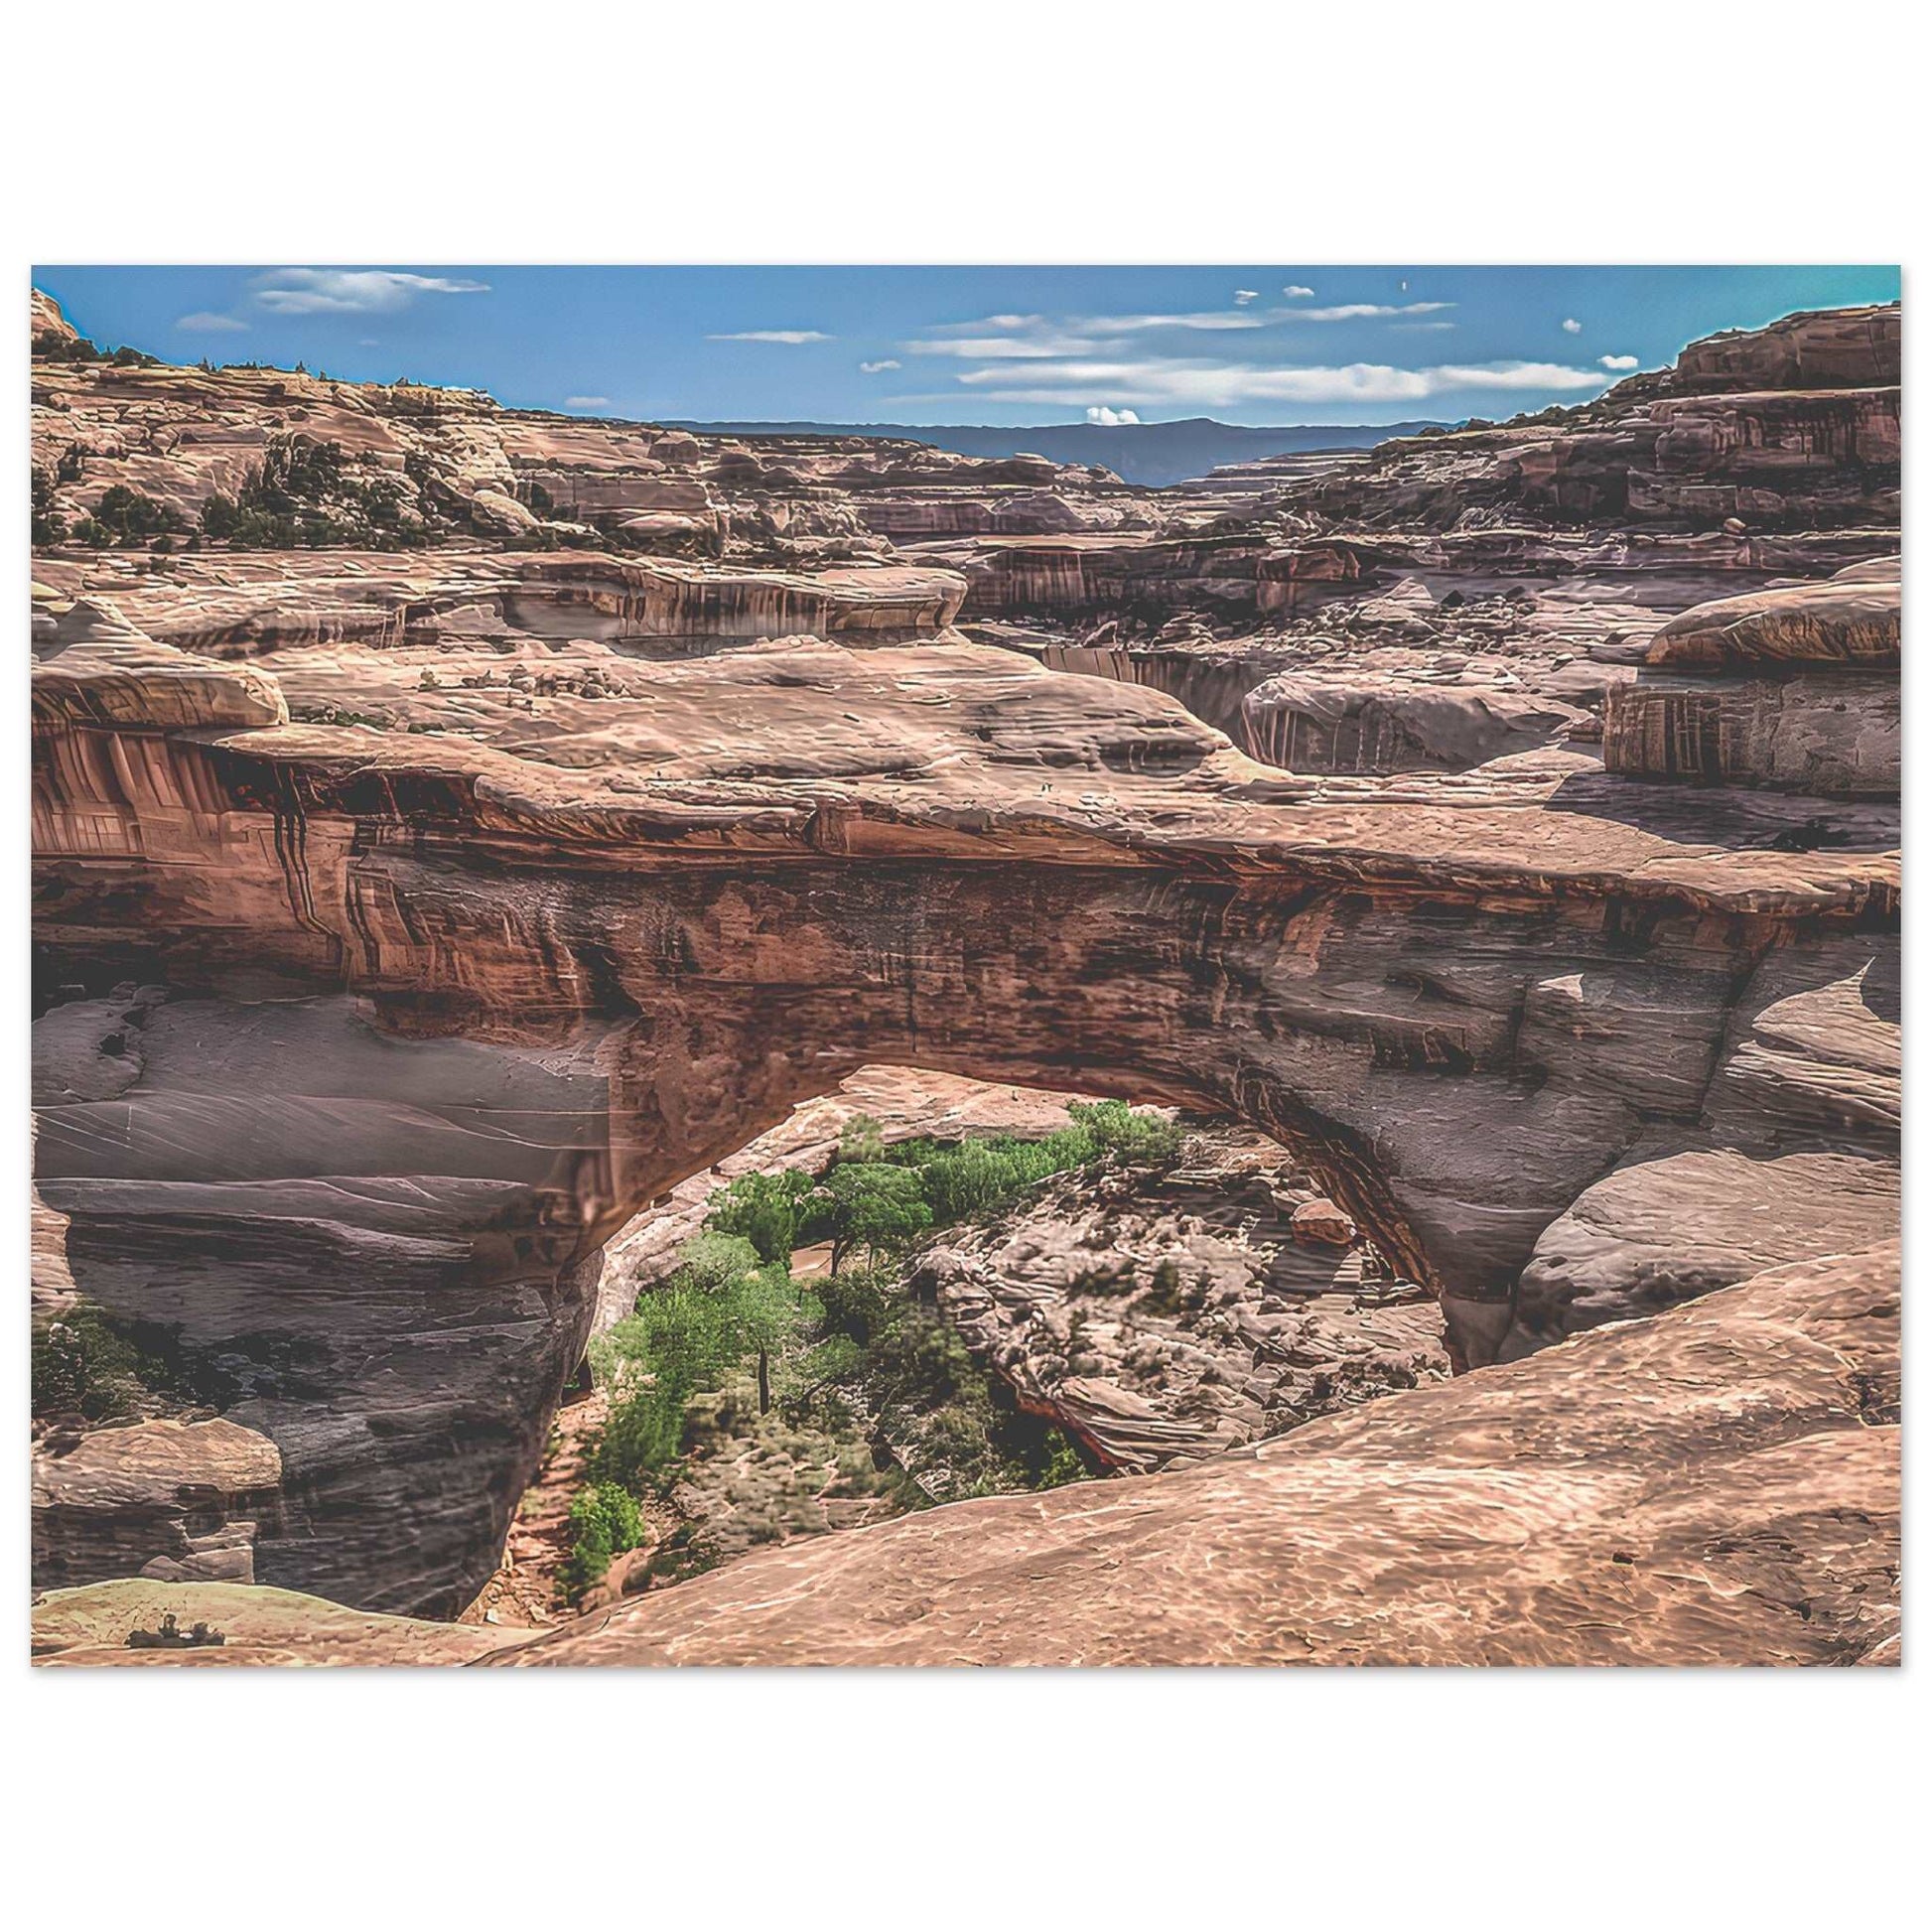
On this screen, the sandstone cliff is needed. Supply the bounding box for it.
[35,1243,1898,1667]
[30,293,1900,1649]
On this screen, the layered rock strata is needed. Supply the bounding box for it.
[40,1242,1892,1667]
[949,305,1898,782]
[32,598,1897,1611]
[33,1420,284,1590]
[29,292,1901,1633]
[917,1127,1447,1470]
[1602,563,1900,796]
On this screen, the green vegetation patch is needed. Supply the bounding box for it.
[32,1303,231,1424]
[555,1101,1174,1597]
[559,1480,645,1603]
[200,434,434,550]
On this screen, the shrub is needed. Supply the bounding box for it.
[560,1480,644,1602]
[201,433,430,550]
[89,484,186,546]
[1066,1098,1181,1163]
[31,470,65,546]
[589,1236,809,1487]
[704,1168,815,1265]
[31,1305,225,1422]
[34,332,157,367]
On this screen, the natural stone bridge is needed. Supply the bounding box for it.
[32,605,1899,1615]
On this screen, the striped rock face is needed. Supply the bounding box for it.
[30,293,1900,1651]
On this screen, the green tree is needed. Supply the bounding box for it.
[705,1168,815,1265]
[814,1163,931,1272]
[590,1235,810,1482]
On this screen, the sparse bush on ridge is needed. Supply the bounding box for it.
[201,433,434,550]
[89,484,187,546]
[31,469,65,546]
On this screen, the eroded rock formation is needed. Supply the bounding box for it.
[30,292,1901,1644]
[32,596,1898,1611]
[1603,561,1900,796]
[917,1126,1448,1470]
[35,1242,1898,1667]
[944,305,1900,782]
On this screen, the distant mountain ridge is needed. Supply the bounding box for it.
[664,416,1445,488]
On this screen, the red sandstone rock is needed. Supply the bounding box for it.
[35,1246,1897,1668]
[32,1420,283,1589]
[1290,1198,1357,1247]
[1644,576,1900,670]
[483,1244,1899,1666]
[27,293,1901,1624]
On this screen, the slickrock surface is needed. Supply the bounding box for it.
[33,1579,517,1666]
[492,1244,1897,1666]
[29,292,1900,1625]
[36,1244,1896,1667]
[1642,572,1901,670]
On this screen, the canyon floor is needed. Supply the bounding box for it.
[29,291,1900,1665]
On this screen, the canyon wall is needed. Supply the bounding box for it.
[31,294,1900,1636]
[33,605,1896,1612]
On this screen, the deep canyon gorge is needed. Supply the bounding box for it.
[29,288,1900,1665]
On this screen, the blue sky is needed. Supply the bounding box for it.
[35,265,1900,428]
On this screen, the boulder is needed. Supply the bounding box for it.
[1290,1198,1357,1246]
[1601,668,1899,796]
[1644,578,1900,670]
[32,1419,284,1590]
[469,487,541,538]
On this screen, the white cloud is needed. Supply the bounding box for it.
[1080,311,1267,333]
[953,356,1610,408]
[706,329,831,344]
[1562,318,1583,334]
[1283,285,1314,298]
[1598,352,1640,371]
[1390,320,1456,332]
[1286,301,1454,322]
[175,312,248,332]
[919,315,1042,334]
[565,395,611,408]
[903,333,1098,358]
[906,312,1265,357]
[1085,405,1142,425]
[903,304,1457,369]
[859,358,900,373]
[1435,362,1608,390]
[253,269,489,314]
